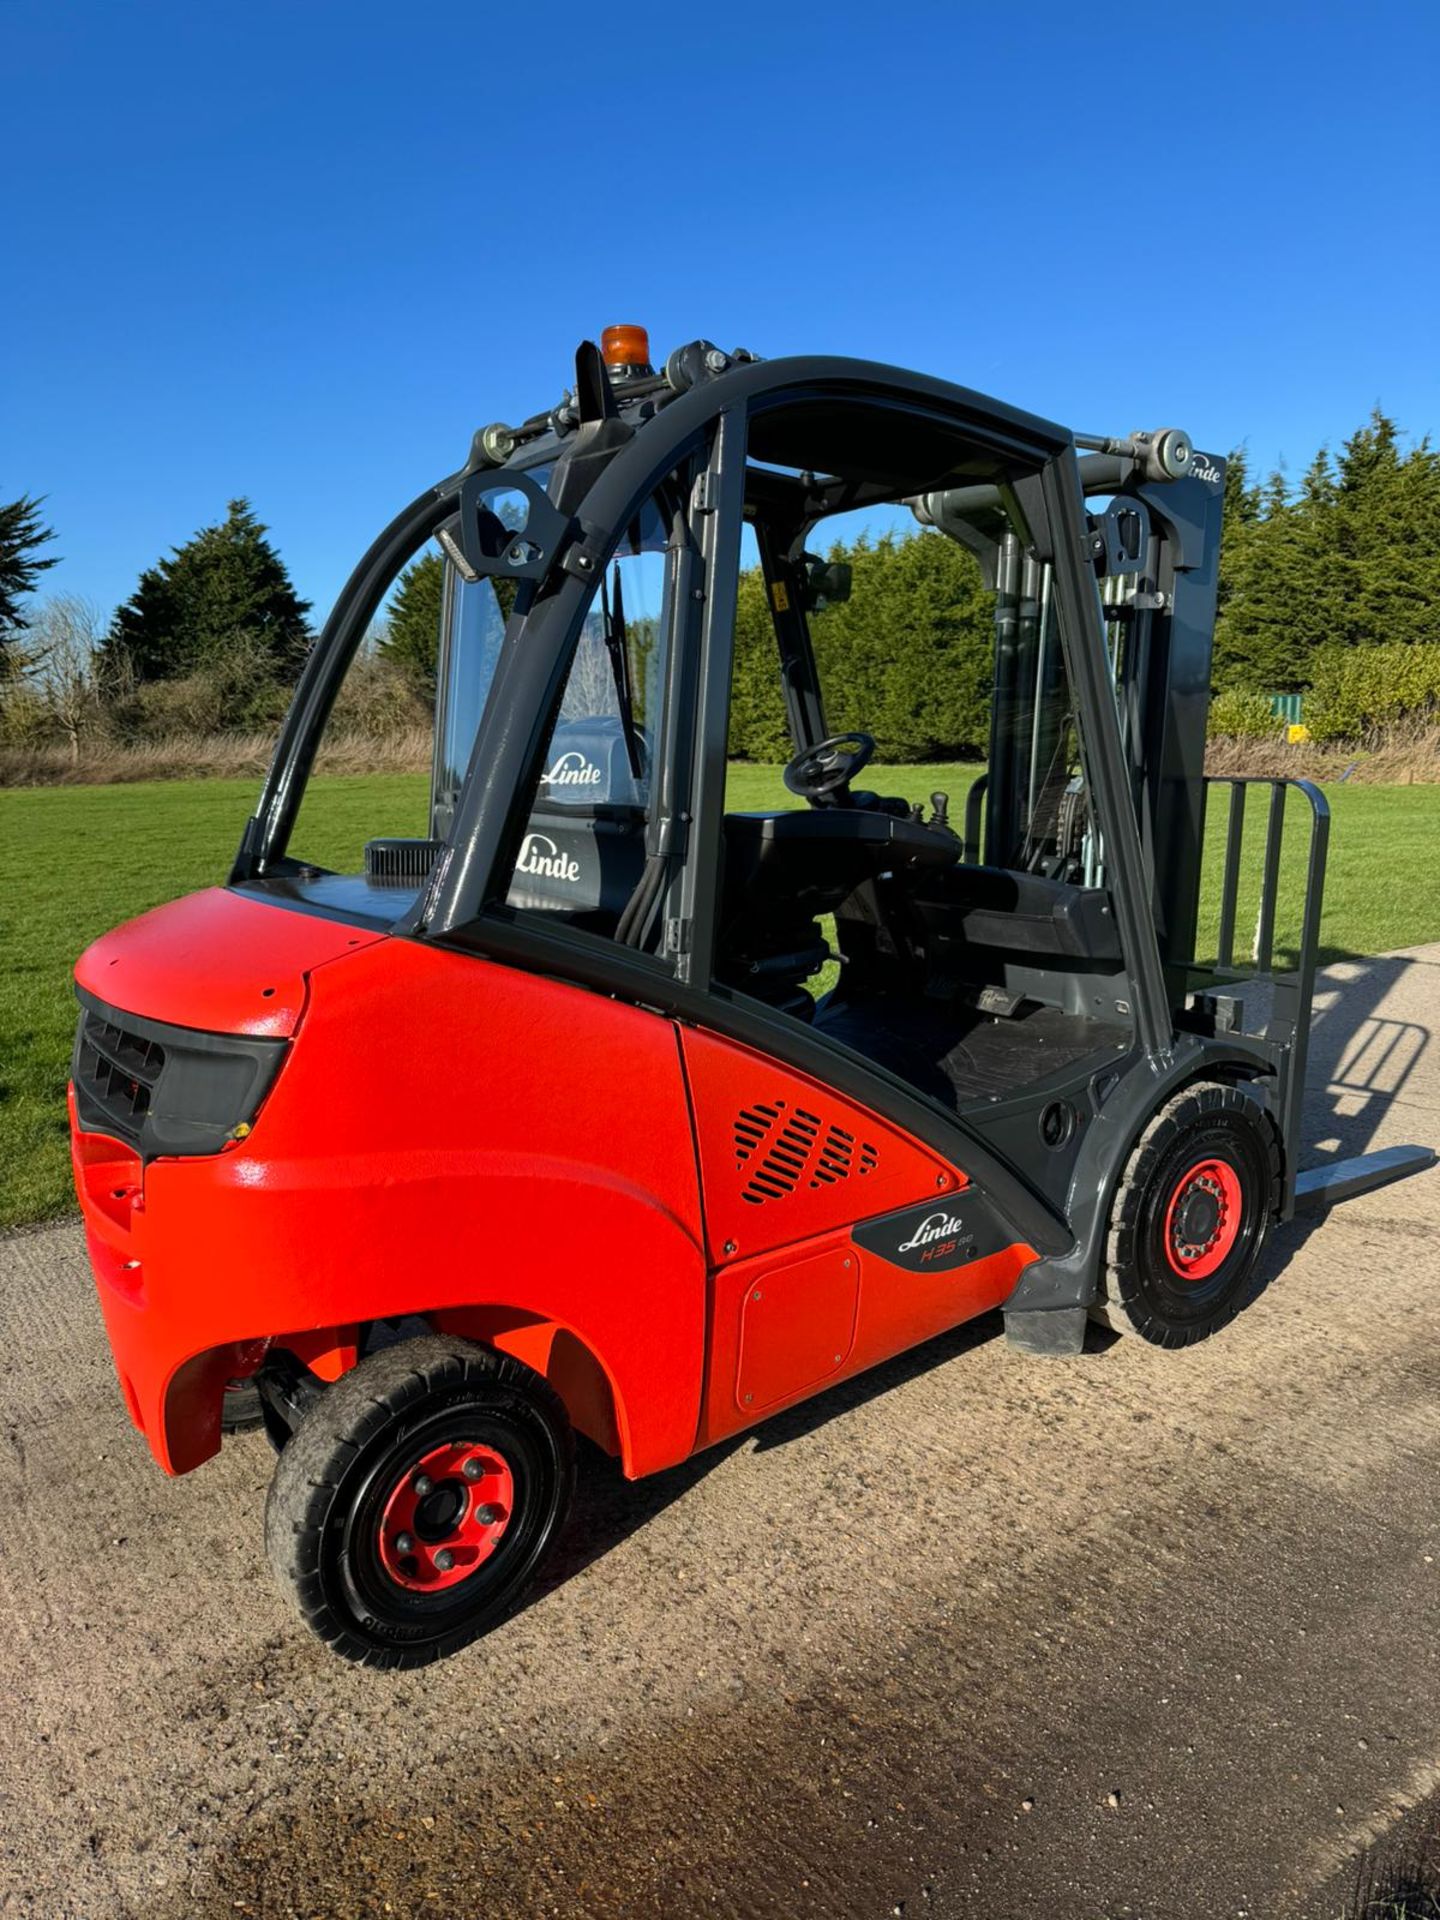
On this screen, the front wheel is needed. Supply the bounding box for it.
[264,1334,574,1668]
[1094,1082,1280,1347]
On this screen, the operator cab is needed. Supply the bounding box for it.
[234,324,1222,1172]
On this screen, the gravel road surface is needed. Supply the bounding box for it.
[2,948,1438,1919]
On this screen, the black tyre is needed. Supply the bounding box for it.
[1094,1081,1280,1348]
[264,1334,574,1668]
[221,1378,264,1433]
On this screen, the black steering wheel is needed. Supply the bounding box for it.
[782,731,877,804]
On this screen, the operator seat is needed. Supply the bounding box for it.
[506,715,649,934]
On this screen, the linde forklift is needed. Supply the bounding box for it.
[68,326,1432,1666]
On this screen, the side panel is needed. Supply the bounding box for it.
[82,940,707,1479]
[680,1028,1034,1447]
[679,1027,962,1264]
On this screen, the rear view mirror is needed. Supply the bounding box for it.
[801,555,853,609]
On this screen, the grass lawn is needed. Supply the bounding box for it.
[3,765,1438,1231]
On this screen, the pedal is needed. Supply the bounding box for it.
[976,985,1025,1018]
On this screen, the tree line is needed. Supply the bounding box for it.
[731,406,1440,756]
[0,497,441,758]
[1213,408,1440,733]
[2,404,1437,766]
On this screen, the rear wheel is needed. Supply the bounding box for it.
[1094,1082,1280,1347]
[221,1378,264,1432]
[264,1334,573,1668]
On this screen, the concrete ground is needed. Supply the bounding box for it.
[2,949,1438,1920]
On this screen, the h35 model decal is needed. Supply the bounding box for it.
[852,1190,1015,1273]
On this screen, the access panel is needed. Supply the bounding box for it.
[680,1027,1031,1449]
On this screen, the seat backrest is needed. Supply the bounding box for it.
[910,864,1122,965]
[539,717,645,809]
[507,717,649,927]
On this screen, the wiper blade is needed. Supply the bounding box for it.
[602,565,645,783]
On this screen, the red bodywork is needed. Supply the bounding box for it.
[71,889,1035,1480]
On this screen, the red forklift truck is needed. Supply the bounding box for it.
[69,328,1434,1667]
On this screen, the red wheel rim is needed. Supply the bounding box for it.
[376,1440,514,1592]
[1163,1157,1242,1281]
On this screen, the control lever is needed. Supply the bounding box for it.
[930,791,956,835]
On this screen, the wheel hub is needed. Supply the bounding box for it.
[377,1440,514,1592]
[1173,1184,1222,1250]
[1163,1157,1242,1281]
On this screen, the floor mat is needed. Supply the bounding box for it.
[813,996,1128,1108]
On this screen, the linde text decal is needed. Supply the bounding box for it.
[1191,453,1223,487]
[897,1211,969,1253]
[516,833,581,883]
[544,750,602,789]
[852,1190,1011,1274]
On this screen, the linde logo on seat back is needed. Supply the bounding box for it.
[516,833,581,883]
[896,1211,968,1253]
[544,750,602,789]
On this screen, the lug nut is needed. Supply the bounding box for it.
[475,1504,502,1526]
[394,1532,414,1556]
[434,1549,455,1573]
[461,1458,483,1482]
[413,1473,433,1496]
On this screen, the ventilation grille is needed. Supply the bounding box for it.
[364,837,443,883]
[76,1014,166,1130]
[733,1098,879,1206]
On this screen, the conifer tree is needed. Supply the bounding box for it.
[1215,446,1259,634]
[105,500,311,685]
[728,529,993,761]
[1331,411,1440,647]
[0,492,59,677]
[378,549,445,695]
[812,531,991,760]
[1214,469,1316,690]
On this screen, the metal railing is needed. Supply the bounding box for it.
[1204,775,1329,978]
[1192,775,1331,1213]
[958,769,1330,1212]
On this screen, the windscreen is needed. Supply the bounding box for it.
[735,498,1099,884]
[433,487,671,836]
[435,573,510,823]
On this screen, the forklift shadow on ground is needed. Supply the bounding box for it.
[1304,953,1431,1163]
[1243,944,1434,1286]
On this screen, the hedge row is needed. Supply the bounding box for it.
[1305,642,1440,740]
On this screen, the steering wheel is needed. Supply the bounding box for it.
[782,731,877,803]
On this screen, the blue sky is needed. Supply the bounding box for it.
[4,0,1438,623]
